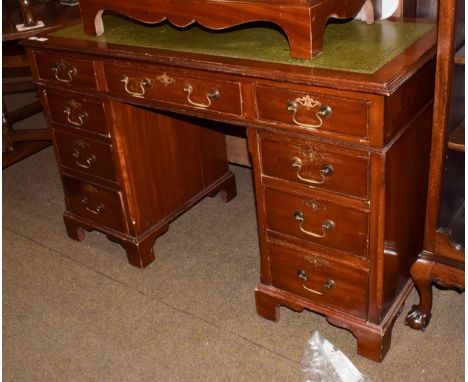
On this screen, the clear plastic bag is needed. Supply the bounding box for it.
[301,331,371,382]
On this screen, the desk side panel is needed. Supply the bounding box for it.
[379,101,433,320]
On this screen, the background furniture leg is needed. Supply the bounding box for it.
[405,257,435,330]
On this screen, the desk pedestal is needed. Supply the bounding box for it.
[48,98,237,268]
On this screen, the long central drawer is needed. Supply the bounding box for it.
[104,61,243,116]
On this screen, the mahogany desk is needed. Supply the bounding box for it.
[24,17,436,361]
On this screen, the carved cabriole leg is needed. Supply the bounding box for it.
[405,258,435,331]
[406,257,465,331]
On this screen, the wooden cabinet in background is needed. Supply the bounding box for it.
[405,0,465,331]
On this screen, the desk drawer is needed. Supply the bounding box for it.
[104,62,242,116]
[268,242,368,319]
[54,130,117,182]
[260,134,369,199]
[265,187,368,259]
[45,90,109,137]
[35,51,97,90]
[63,176,127,233]
[254,85,369,139]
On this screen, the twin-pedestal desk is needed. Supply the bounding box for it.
[24,17,436,361]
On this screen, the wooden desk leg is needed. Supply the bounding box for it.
[255,282,407,362]
[207,172,237,202]
[115,225,169,269]
[405,257,465,331]
[327,304,402,363]
[63,213,166,268]
[64,214,87,242]
[349,322,393,362]
[255,288,282,322]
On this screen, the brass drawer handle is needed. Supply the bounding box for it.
[121,75,152,97]
[72,149,96,169]
[291,156,333,185]
[81,196,104,215]
[183,83,220,108]
[286,96,332,129]
[64,107,88,127]
[52,62,77,83]
[296,269,335,295]
[293,210,335,238]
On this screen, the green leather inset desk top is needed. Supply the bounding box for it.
[51,16,433,74]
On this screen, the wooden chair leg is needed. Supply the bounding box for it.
[3,100,15,152]
[405,258,435,331]
[405,257,465,331]
[2,95,50,168]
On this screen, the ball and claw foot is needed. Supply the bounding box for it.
[405,305,431,331]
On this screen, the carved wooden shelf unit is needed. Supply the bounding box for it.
[77,0,367,59]
[405,0,465,331]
